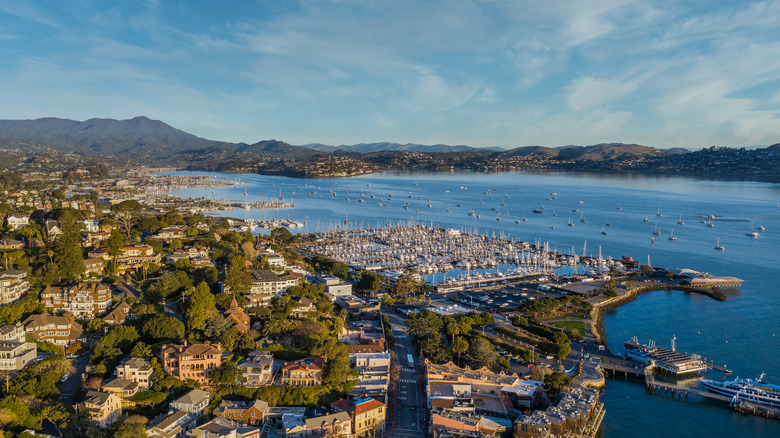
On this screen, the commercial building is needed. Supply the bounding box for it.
[331,398,386,438]
[514,387,604,438]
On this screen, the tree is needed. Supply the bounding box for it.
[183,283,216,331]
[452,337,468,366]
[204,314,233,342]
[92,326,139,363]
[511,316,528,327]
[357,271,384,293]
[129,342,153,358]
[552,332,569,345]
[141,315,184,343]
[209,361,240,385]
[113,200,142,237]
[446,322,460,344]
[466,337,500,371]
[55,226,85,281]
[105,229,125,274]
[543,372,572,398]
[103,420,148,438]
[391,272,419,297]
[224,256,251,293]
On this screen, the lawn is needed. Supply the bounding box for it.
[550,319,586,334]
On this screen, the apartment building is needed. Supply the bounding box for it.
[238,350,275,386]
[0,323,37,371]
[213,399,269,426]
[245,270,303,308]
[331,398,386,438]
[115,357,153,390]
[0,269,28,306]
[40,282,112,318]
[22,314,83,348]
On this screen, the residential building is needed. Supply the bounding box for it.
[213,399,269,426]
[0,269,28,305]
[147,410,198,438]
[170,389,210,417]
[161,342,223,384]
[88,245,161,271]
[103,302,134,325]
[80,219,101,233]
[280,357,325,387]
[331,398,386,438]
[77,390,122,428]
[312,276,352,297]
[188,416,260,438]
[84,258,106,276]
[349,352,390,400]
[0,239,23,250]
[6,215,29,230]
[339,329,386,354]
[304,411,352,438]
[514,387,604,438]
[22,314,83,348]
[256,249,286,269]
[224,297,251,333]
[40,282,112,318]
[291,297,316,317]
[245,270,303,308]
[115,357,153,390]
[0,323,37,371]
[155,226,188,241]
[237,350,275,386]
[102,377,140,399]
[45,220,63,239]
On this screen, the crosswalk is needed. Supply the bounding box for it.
[399,379,416,383]
[395,334,408,338]
[401,367,415,373]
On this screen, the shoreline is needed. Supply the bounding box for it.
[588,283,727,345]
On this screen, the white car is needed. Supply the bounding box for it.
[60,372,71,383]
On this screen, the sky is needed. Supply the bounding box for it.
[1,1,779,149]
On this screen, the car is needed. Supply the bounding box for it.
[410,406,416,411]
[60,372,71,383]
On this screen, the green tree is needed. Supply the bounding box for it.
[552,332,569,345]
[446,322,460,344]
[452,337,469,366]
[55,226,85,281]
[511,316,528,327]
[141,315,184,343]
[183,283,216,331]
[103,420,148,438]
[357,271,384,293]
[129,342,153,358]
[204,314,233,342]
[105,229,125,274]
[112,200,142,237]
[224,256,251,293]
[92,326,139,363]
[467,337,500,371]
[543,371,572,398]
[391,272,419,297]
[209,362,240,386]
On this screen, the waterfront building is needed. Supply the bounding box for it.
[237,350,275,386]
[0,269,28,305]
[280,357,325,386]
[115,357,153,390]
[170,389,210,417]
[40,282,112,318]
[147,410,198,438]
[514,387,604,438]
[331,398,386,438]
[160,342,223,384]
[77,390,123,427]
[22,314,83,348]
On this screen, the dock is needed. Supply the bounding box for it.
[624,340,709,375]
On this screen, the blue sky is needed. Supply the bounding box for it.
[1,1,779,149]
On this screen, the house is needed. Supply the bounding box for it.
[84,258,105,276]
[338,329,386,355]
[0,239,24,250]
[45,220,63,239]
[188,416,260,438]
[0,323,37,371]
[88,245,162,272]
[77,390,122,427]
[102,377,140,399]
[22,314,83,348]
[80,219,101,233]
[155,226,188,241]
[0,269,29,305]
[170,388,210,417]
[237,351,275,386]
[291,297,316,316]
[147,410,198,438]
[213,399,269,426]
[245,270,303,308]
[304,411,352,438]
[40,282,112,318]
[5,215,29,230]
[224,297,251,333]
[115,357,153,390]
[160,342,223,384]
[257,249,286,269]
[331,398,386,438]
[280,357,325,387]
[312,276,352,297]
[103,302,134,325]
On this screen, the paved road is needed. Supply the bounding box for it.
[385,312,425,438]
[58,352,91,405]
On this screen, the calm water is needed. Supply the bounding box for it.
[169,170,780,437]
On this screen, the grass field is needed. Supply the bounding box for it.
[550,319,586,334]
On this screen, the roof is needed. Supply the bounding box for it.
[161,343,222,357]
[283,356,325,372]
[102,377,138,391]
[304,411,351,429]
[118,357,152,370]
[250,270,279,282]
[172,388,210,406]
[82,390,114,406]
[147,410,193,430]
[354,399,385,415]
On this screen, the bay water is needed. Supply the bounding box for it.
[169,170,780,437]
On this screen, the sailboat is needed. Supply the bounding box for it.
[579,213,586,223]
[668,230,678,241]
[657,208,664,217]
[568,218,574,227]
[746,221,759,238]
[715,238,724,251]
[601,226,609,235]
[643,216,649,222]
[616,203,623,210]
[653,224,661,235]
[677,215,685,225]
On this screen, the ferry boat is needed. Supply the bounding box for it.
[700,373,780,408]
